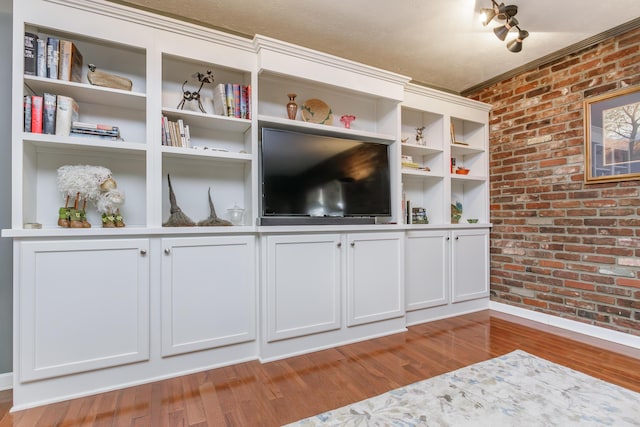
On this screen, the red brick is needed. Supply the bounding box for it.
[565,280,595,291]
[617,278,640,289]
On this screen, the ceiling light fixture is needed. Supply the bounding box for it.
[480,1,529,52]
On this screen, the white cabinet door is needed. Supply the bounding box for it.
[405,230,449,311]
[161,236,256,357]
[264,234,342,342]
[18,239,150,381]
[451,229,489,303]
[346,232,404,327]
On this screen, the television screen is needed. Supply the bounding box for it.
[260,128,391,224]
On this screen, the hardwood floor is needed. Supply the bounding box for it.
[1,310,639,426]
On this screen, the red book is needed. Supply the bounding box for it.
[31,95,43,133]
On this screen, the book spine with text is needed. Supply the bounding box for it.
[58,40,83,82]
[212,83,227,116]
[177,119,187,148]
[46,37,60,79]
[233,84,241,118]
[36,39,47,77]
[243,85,251,120]
[225,83,234,117]
[24,96,32,132]
[161,116,168,146]
[31,95,43,134]
[55,95,79,136]
[24,32,37,75]
[240,85,247,119]
[184,125,191,148]
[43,93,57,134]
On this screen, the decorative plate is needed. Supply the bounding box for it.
[301,99,333,125]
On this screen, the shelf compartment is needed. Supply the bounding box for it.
[258,73,398,138]
[401,108,444,150]
[450,148,485,178]
[162,108,251,154]
[403,175,445,225]
[22,142,147,229]
[24,78,147,143]
[450,117,485,149]
[161,156,252,227]
[450,179,487,224]
[24,23,146,96]
[162,54,251,117]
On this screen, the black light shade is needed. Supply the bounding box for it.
[493,16,518,41]
[507,29,529,52]
[496,3,518,20]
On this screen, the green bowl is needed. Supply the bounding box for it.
[467,219,479,224]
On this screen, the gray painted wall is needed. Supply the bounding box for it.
[0,1,13,375]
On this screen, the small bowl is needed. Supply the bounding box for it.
[455,168,470,175]
[467,219,479,224]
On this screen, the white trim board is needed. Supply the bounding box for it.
[490,301,640,351]
[0,372,12,391]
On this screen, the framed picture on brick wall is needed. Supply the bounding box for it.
[584,85,640,183]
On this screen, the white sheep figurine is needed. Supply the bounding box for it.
[95,188,126,227]
[56,165,124,228]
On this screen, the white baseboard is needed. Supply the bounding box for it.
[490,301,640,350]
[0,372,12,391]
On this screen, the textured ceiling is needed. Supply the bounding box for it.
[111,0,640,93]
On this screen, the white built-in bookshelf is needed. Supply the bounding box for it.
[5,0,490,411]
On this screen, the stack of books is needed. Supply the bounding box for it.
[212,83,251,119]
[401,154,420,169]
[70,121,121,141]
[161,115,191,148]
[24,93,79,136]
[24,32,83,82]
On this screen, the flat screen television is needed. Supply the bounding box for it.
[259,127,391,225]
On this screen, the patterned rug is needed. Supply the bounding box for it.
[284,350,640,426]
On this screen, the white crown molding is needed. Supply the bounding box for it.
[405,82,492,112]
[490,301,640,350]
[253,34,410,88]
[44,0,254,53]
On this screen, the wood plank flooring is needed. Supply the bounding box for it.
[1,310,639,426]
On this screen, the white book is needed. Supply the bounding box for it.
[36,39,47,77]
[177,119,186,148]
[55,96,79,136]
[212,83,227,116]
[184,124,191,148]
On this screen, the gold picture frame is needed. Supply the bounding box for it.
[584,85,640,183]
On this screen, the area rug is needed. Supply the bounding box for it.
[284,349,640,426]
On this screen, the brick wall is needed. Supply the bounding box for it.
[467,27,640,336]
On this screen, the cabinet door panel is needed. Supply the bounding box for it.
[161,236,256,356]
[19,239,149,381]
[265,234,341,342]
[347,232,404,326]
[451,229,489,302]
[405,231,449,310]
